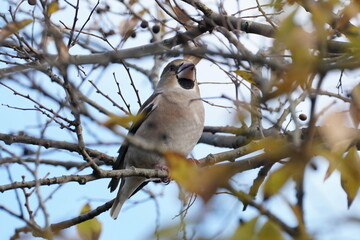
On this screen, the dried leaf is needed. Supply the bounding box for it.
[128,0,138,6]
[184,55,201,65]
[171,5,192,29]
[334,2,360,34]
[0,19,33,41]
[118,17,138,39]
[118,10,145,42]
[76,204,102,240]
[320,112,356,153]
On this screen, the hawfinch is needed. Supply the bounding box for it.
[350,84,360,127]
[108,59,205,219]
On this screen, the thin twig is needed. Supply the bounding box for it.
[122,62,142,107]
[228,187,299,237]
[89,79,130,114]
[71,0,100,47]
[113,72,132,114]
[67,0,80,47]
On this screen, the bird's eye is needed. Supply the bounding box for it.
[169,64,176,72]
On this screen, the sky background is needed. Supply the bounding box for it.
[1,0,360,240]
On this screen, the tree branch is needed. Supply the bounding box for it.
[0,133,115,164]
[0,168,168,192]
[0,157,109,169]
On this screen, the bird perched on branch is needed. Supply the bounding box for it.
[350,84,360,127]
[108,59,205,219]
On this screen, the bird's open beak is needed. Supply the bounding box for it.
[176,62,195,81]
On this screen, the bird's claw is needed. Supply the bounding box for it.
[155,164,171,184]
[187,158,200,165]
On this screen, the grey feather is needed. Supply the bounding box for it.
[109,59,205,219]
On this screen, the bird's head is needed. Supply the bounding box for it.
[157,59,198,91]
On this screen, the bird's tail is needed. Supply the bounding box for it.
[110,177,146,219]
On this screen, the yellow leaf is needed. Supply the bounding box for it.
[340,146,360,207]
[165,152,197,185]
[262,137,290,158]
[164,152,232,201]
[246,137,290,160]
[47,0,59,16]
[231,217,258,240]
[138,9,147,17]
[263,164,292,199]
[0,19,33,41]
[233,70,260,88]
[316,146,342,180]
[76,204,102,240]
[102,114,140,129]
[258,220,284,240]
[332,2,360,35]
[270,8,318,98]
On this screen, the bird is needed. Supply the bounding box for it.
[350,84,360,127]
[108,59,205,219]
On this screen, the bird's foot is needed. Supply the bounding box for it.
[155,164,171,184]
[187,158,200,165]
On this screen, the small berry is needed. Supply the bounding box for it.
[140,20,148,28]
[152,25,160,34]
[28,0,36,5]
[299,113,307,121]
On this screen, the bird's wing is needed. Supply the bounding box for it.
[108,92,162,192]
